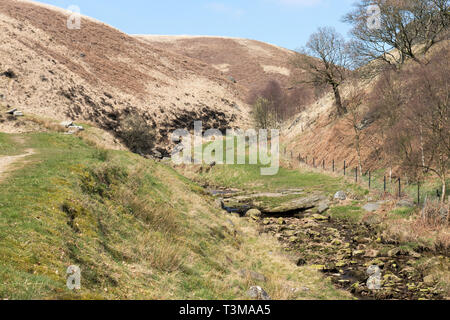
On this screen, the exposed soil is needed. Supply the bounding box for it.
[0,148,34,182]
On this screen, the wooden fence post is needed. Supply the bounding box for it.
[417,183,420,205]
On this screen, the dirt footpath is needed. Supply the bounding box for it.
[0,149,35,183]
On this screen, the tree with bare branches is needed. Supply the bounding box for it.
[252,97,277,130]
[370,50,449,202]
[292,27,353,116]
[344,84,368,177]
[344,0,449,67]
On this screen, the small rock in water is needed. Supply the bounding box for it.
[247,286,271,300]
[334,191,347,201]
[352,250,365,257]
[312,214,328,221]
[387,247,408,257]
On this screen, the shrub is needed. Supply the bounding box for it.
[420,199,449,227]
[118,114,156,155]
[80,162,128,197]
[252,97,278,129]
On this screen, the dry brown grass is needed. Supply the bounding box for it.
[0,1,249,152]
[26,116,65,133]
[382,201,450,253]
[136,35,312,103]
[419,199,450,227]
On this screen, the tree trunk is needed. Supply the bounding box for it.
[332,85,347,116]
[355,130,363,178]
[419,124,426,169]
[442,174,447,204]
[390,167,392,183]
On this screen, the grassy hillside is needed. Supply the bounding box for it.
[177,157,449,299]
[0,132,350,300]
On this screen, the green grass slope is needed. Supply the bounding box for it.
[0,132,350,300]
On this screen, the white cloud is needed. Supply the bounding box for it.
[205,2,245,18]
[277,0,323,7]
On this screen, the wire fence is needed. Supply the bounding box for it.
[285,150,447,205]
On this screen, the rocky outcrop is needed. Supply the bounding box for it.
[221,190,327,215]
[258,212,445,300]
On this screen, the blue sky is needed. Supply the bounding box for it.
[36,0,355,50]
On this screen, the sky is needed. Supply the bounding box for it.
[36,0,355,50]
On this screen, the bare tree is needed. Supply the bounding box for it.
[344,85,367,177]
[249,80,283,126]
[292,27,353,116]
[372,50,449,202]
[249,80,311,121]
[344,0,449,67]
[252,97,277,129]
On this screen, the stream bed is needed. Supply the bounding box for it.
[210,189,449,300]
